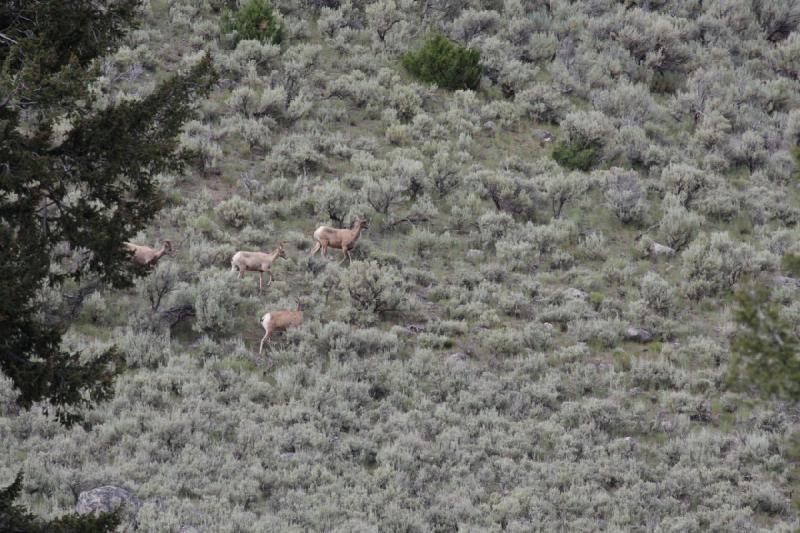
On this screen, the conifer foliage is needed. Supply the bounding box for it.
[221,0,284,45]
[728,285,800,402]
[0,0,215,425]
[401,33,481,91]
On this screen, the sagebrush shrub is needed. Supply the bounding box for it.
[117,327,172,369]
[660,163,715,208]
[659,196,704,252]
[191,271,240,335]
[215,195,258,229]
[480,171,537,220]
[401,33,481,91]
[640,272,676,316]
[537,170,590,218]
[602,168,648,225]
[681,232,755,300]
[481,324,553,357]
[344,261,405,324]
[514,83,568,123]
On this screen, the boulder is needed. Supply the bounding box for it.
[483,120,496,131]
[773,275,800,290]
[404,324,426,334]
[565,287,588,300]
[447,352,468,363]
[625,326,653,343]
[532,129,554,143]
[650,242,675,257]
[76,486,141,526]
[465,249,483,262]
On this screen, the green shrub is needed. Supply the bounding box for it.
[728,285,800,402]
[401,33,481,91]
[221,0,283,45]
[791,146,800,180]
[551,137,600,171]
[781,252,800,276]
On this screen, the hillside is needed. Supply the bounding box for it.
[2,0,800,530]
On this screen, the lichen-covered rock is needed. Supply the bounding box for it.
[565,287,588,300]
[465,249,483,261]
[532,128,554,143]
[773,275,800,290]
[650,242,675,257]
[448,351,468,363]
[76,486,141,527]
[625,326,653,343]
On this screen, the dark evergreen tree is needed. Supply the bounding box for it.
[401,33,481,91]
[221,0,284,45]
[551,137,600,171]
[728,284,800,401]
[0,0,215,424]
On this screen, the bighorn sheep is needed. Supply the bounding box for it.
[309,216,368,263]
[259,297,303,355]
[231,242,287,293]
[123,240,172,267]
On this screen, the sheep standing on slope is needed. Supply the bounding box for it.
[259,298,304,355]
[123,240,172,267]
[231,242,287,293]
[309,216,368,264]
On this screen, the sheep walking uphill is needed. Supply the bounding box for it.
[231,242,287,293]
[123,240,172,268]
[309,216,368,264]
[259,298,304,355]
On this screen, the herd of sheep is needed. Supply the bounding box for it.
[123,216,369,356]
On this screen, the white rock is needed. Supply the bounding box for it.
[625,326,653,343]
[650,242,675,257]
[565,288,588,300]
[77,486,141,529]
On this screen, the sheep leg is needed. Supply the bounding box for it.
[339,248,348,264]
[259,331,269,356]
[267,270,274,286]
[346,249,353,264]
[309,242,321,257]
[322,243,329,259]
[259,273,263,293]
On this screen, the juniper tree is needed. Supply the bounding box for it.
[728,285,800,401]
[0,0,215,424]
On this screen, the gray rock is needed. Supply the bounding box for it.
[650,242,675,257]
[465,249,483,261]
[532,129,554,143]
[77,486,141,525]
[483,120,496,131]
[773,275,800,290]
[625,326,653,343]
[565,287,588,300]
[448,351,468,362]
